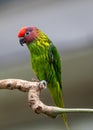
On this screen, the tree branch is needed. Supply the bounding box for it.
[0,79,93,118]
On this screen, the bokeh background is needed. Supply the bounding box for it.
[0,0,93,130]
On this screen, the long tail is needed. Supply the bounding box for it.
[48,82,70,130]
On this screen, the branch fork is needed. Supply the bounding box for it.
[0,79,93,118]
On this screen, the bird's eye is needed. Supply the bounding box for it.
[25,31,30,36]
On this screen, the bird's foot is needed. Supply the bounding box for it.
[38,80,47,90]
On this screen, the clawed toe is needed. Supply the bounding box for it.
[38,80,47,90]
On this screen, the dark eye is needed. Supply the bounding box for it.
[25,31,30,36]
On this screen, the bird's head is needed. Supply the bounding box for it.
[18,26,39,46]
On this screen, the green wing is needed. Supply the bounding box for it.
[48,43,70,129]
[49,43,62,89]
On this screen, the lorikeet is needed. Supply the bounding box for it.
[18,26,69,130]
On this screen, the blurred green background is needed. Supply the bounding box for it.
[0,0,93,130]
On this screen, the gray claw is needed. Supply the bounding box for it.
[39,80,47,90]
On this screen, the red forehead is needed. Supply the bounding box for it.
[18,27,26,37]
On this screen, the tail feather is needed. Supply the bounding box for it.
[61,97,70,130]
[48,82,70,130]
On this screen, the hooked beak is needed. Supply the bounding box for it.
[19,37,26,46]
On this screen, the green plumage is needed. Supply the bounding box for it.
[18,27,69,129]
[27,30,69,129]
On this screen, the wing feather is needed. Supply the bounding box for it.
[48,43,62,89]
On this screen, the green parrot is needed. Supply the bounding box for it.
[18,26,69,130]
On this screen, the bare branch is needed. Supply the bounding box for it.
[0,79,38,91]
[0,79,93,118]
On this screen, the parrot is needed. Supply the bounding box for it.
[17,26,70,130]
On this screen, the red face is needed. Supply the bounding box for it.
[18,26,38,46]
